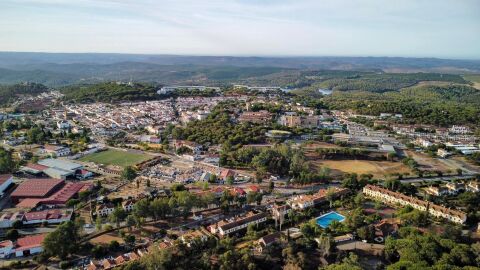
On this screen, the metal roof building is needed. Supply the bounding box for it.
[38,158,83,173]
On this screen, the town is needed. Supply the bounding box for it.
[0,81,479,270]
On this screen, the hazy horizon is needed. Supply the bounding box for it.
[1,0,479,60]
[1,51,480,62]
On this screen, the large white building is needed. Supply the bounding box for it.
[157,86,220,95]
[210,212,268,237]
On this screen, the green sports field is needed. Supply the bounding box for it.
[80,149,152,167]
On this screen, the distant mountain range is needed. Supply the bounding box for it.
[0,52,479,86]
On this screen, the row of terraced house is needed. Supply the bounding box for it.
[363,184,467,224]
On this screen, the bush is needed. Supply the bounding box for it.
[109,240,120,252]
[12,220,22,229]
[92,245,107,259]
[59,261,72,269]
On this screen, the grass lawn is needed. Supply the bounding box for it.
[464,74,480,83]
[80,149,152,167]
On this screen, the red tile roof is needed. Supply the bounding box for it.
[0,240,13,248]
[16,198,43,208]
[220,169,235,179]
[16,234,46,251]
[44,145,64,151]
[212,186,224,193]
[234,187,246,195]
[24,209,71,222]
[25,163,49,172]
[11,179,64,198]
[15,182,88,208]
[248,185,259,193]
[114,255,128,265]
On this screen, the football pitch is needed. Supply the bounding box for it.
[80,149,152,167]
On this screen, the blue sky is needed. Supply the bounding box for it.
[1,0,479,59]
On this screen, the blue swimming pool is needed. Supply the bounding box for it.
[316,211,345,228]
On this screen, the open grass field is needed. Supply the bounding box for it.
[464,74,480,90]
[312,159,412,178]
[80,149,152,167]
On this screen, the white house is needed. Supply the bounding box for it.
[22,209,72,225]
[122,199,135,212]
[0,234,46,258]
[437,149,451,158]
[42,145,71,157]
[0,212,25,229]
[180,230,209,247]
[57,120,71,130]
[0,240,14,258]
[96,203,115,217]
[449,125,471,134]
[467,181,480,193]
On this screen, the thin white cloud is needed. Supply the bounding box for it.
[0,0,478,58]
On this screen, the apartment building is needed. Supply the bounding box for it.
[210,211,268,237]
[450,125,471,134]
[279,112,322,128]
[287,187,349,210]
[363,185,466,224]
[238,110,273,124]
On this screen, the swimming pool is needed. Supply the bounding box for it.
[316,211,345,228]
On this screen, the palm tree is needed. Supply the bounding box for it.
[326,187,336,208]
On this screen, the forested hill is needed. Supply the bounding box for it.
[0,83,49,106]
[290,71,470,94]
[0,52,479,86]
[60,82,160,103]
[323,84,480,126]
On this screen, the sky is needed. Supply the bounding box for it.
[0,0,479,59]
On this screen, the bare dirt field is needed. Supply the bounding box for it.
[89,232,124,245]
[108,177,172,199]
[406,151,457,173]
[312,159,412,178]
[303,141,342,150]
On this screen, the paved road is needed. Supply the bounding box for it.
[18,226,56,235]
[400,174,476,184]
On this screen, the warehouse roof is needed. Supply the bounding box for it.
[38,158,82,172]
